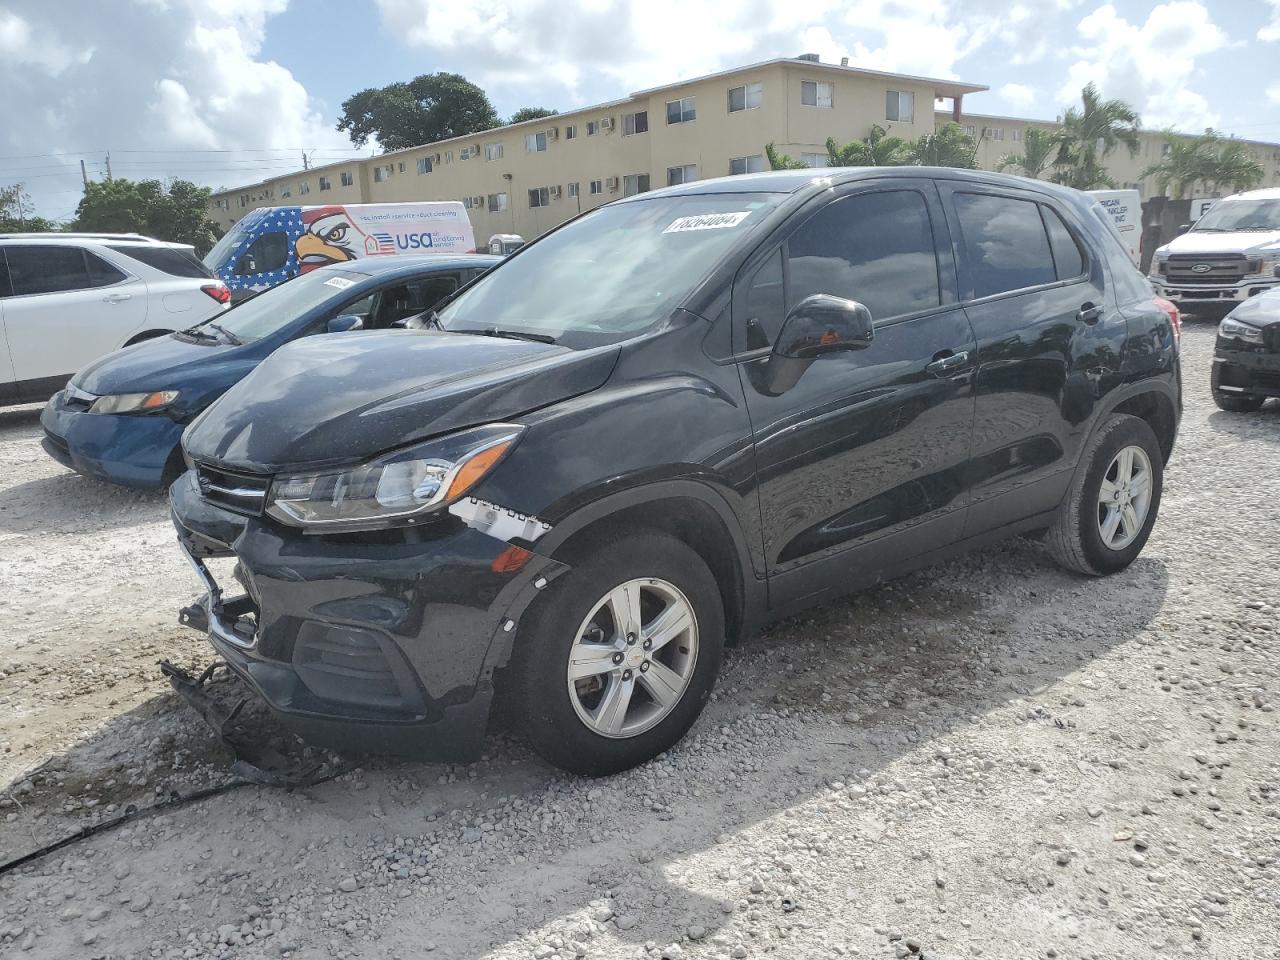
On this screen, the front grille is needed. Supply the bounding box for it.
[293,622,422,712]
[196,463,270,516]
[1165,254,1247,286]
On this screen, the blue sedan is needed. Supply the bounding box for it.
[41,254,501,489]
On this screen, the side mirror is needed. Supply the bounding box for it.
[1176,223,1191,235]
[326,314,363,333]
[758,295,874,395]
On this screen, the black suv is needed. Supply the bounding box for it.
[171,169,1182,775]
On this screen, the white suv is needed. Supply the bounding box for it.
[0,234,230,405]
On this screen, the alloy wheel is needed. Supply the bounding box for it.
[1097,444,1153,551]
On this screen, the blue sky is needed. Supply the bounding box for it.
[3,0,1279,219]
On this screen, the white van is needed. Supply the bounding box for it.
[1087,189,1141,265]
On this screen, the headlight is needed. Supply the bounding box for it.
[1245,254,1276,275]
[266,423,523,529]
[1219,317,1263,343]
[89,390,180,414]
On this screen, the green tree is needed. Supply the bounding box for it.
[826,124,912,166]
[1203,137,1265,195]
[765,142,809,170]
[0,184,56,232]
[337,73,501,151]
[996,127,1057,179]
[1051,82,1141,190]
[73,178,221,254]
[509,107,558,124]
[910,122,977,168]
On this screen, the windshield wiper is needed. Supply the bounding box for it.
[179,325,218,342]
[207,322,244,346]
[477,327,557,344]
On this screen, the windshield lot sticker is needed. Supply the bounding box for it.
[323,276,356,290]
[450,497,552,543]
[663,212,751,233]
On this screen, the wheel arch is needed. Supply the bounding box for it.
[124,328,175,347]
[1106,386,1179,464]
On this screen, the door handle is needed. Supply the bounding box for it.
[925,350,970,377]
[1077,302,1103,324]
[102,293,132,303]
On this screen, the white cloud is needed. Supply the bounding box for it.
[1268,82,1280,105]
[1261,0,1280,41]
[1059,2,1227,129]
[998,82,1038,110]
[0,0,352,218]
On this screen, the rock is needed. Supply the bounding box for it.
[615,914,638,931]
[128,893,151,913]
[338,878,359,893]
[687,924,707,940]
[661,945,684,960]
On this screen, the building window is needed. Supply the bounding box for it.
[885,90,914,122]
[667,164,697,186]
[299,181,310,195]
[460,145,479,160]
[444,151,453,163]
[666,97,695,125]
[526,132,547,153]
[564,124,577,140]
[529,187,550,208]
[801,153,829,168]
[485,143,504,161]
[567,181,579,198]
[801,80,833,108]
[416,157,432,175]
[622,173,650,196]
[729,155,766,175]
[985,126,1004,141]
[318,176,331,191]
[375,166,388,182]
[963,125,977,138]
[463,197,474,209]
[1010,129,1022,143]
[622,111,648,136]
[728,82,762,113]
[586,120,599,136]
[488,192,508,212]
[280,186,291,198]
[340,171,354,186]
[589,179,602,195]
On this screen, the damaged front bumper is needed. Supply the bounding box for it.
[168,468,567,760]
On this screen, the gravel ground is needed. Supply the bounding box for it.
[2,319,1278,960]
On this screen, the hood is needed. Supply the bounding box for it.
[1228,288,1280,326]
[1160,230,1280,256]
[182,330,620,473]
[73,334,259,399]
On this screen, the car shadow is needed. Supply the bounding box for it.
[1206,402,1280,441]
[0,471,168,535]
[2,538,1171,958]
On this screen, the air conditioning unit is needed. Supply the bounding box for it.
[600,117,614,131]
[606,176,619,191]
[547,127,559,141]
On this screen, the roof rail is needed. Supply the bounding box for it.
[0,232,161,241]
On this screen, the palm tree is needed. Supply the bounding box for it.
[910,122,977,168]
[1205,139,1265,195]
[1141,130,1214,199]
[1051,82,1141,190]
[826,125,912,166]
[765,142,809,171]
[996,127,1056,179]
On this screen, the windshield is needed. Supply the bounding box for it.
[203,227,249,270]
[1194,199,1280,232]
[438,193,782,345]
[193,268,368,343]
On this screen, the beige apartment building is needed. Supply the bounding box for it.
[209,55,1280,241]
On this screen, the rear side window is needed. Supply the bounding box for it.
[85,251,127,287]
[787,190,941,325]
[108,244,213,279]
[953,193,1056,299]
[1041,206,1085,280]
[4,245,91,296]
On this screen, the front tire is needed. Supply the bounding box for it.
[1212,391,1264,412]
[511,532,724,776]
[1047,414,1164,576]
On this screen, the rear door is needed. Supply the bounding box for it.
[0,251,16,403]
[936,182,1120,535]
[738,180,978,608]
[3,244,149,398]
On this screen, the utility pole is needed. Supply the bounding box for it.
[301,149,310,170]
[80,159,89,189]
[105,153,113,181]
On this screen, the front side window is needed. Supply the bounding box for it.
[666,97,695,124]
[728,82,763,112]
[729,155,766,175]
[801,80,833,108]
[623,111,648,136]
[438,193,782,346]
[885,90,914,122]
[622,173,650,196]
[953,193,1057,299]
[786,190,941,330]
[234,231,289,277]
[526,132,547,153]
[110,245,211,278]
[199,268,368,342]
[5,245,91,296]
[667,164,697,186]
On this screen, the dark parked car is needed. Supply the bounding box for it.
[40,255,499,488]
[170,169,1182,776]
[1210,287,1280,411]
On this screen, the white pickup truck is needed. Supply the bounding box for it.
[1149,188,1280,315]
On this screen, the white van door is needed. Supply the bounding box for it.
[0,302,16,404]
[1086,189,1141,265]
[2,244,148,398]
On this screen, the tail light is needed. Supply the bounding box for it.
[1154,295,1180,342]
[201,283,231,305]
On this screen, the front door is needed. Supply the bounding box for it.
[737,181,977,609]
[2,244,148,398]
[935,184,1119,535]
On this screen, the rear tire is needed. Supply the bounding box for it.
[1212,391,1264,412]
[1047,414,1163,576]
[511,532,724,776]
